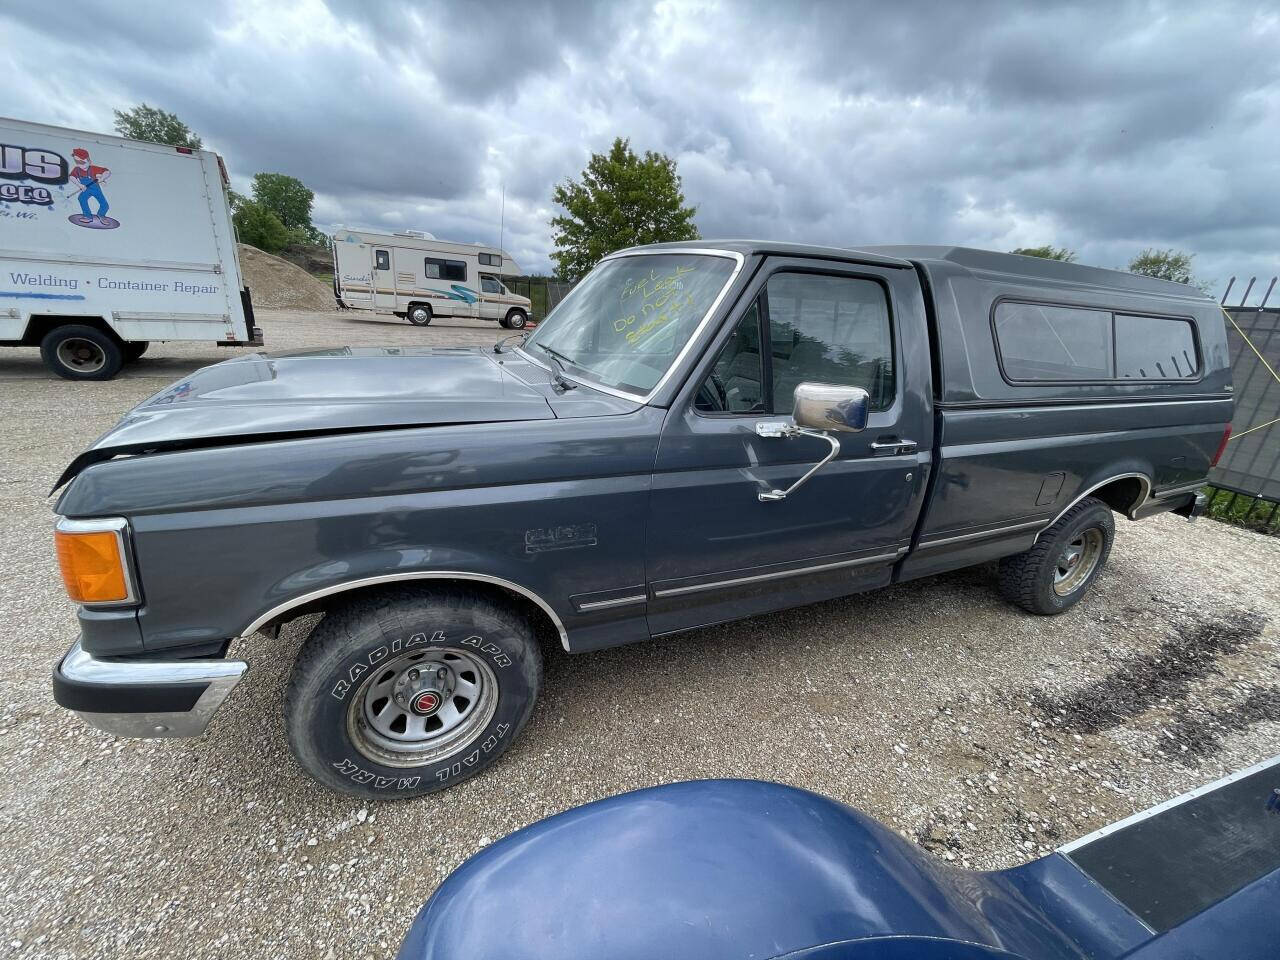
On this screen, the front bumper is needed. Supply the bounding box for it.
[52,638,247,738]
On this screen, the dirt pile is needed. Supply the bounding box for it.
[238,243,334,311]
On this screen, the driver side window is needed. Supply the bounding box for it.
[694,299,765,413]
[694,272,895,415]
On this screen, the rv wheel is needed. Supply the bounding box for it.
[408,305,433,326]
[505,309,528,330]
[40,325,125,381]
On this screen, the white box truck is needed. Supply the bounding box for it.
[0,116,260,380]
[332,228,533,329]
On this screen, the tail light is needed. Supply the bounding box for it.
[54,518,136,605]
[1210,424,1232,467]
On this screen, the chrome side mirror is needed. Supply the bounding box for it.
[792,382,869,433]
[753,383,870,502]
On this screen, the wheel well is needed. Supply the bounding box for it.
[1086,476,1149,515]
[407,302,431,313]
[256,576,566,650]
[20,315,120,347]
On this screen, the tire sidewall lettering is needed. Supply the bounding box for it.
[330,630,509,702]
[328,720,512,790]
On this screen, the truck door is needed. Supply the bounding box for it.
[645,259,933,636]
[373,248,396,311]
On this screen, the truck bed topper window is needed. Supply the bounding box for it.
[992,299,1200,383]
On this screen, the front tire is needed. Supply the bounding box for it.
[123,341,149,362]
[285,587,542,798]
[40,325,124,381]
[505,309,528,330]
[407,304,433,326]
[998,496,1114,615]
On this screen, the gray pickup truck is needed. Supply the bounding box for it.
[50,242,1231,798]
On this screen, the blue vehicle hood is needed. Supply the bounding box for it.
[53,346,595,488]
[396,780,1139,960]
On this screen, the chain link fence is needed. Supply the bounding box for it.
[1207,277,1279,534]
[503,277,574,323]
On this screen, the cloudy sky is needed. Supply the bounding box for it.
[5,0,1279,294]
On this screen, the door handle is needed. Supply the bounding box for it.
[870,438,917,456]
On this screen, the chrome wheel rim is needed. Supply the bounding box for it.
[347,648,497,768]
[1053,527,1104,596]
[56,338,106,373]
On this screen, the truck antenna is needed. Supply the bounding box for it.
[498,182,506,256]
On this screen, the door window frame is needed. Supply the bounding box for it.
[688,259,902,424]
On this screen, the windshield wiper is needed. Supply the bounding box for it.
[537,343,578,392]
[493,332,528,354]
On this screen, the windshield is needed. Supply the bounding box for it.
[523,253,736,396]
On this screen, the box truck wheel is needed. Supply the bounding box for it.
[408,304,433,326]
[504,309,528,330]
[40,325,125,381]
[285,585,542,798]
[123,342,149,362]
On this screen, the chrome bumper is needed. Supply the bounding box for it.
[54,639,247,738]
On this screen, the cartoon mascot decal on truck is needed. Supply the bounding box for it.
[67,147,119,229]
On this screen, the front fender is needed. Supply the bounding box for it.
[396,780,1099,960]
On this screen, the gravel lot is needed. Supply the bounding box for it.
[2,309,1278,959]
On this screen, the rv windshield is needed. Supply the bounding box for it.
[522,253,736,397]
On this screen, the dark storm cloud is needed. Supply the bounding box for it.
[320,0,628,100]
[4,0,232,55]
[3,0,1277,286]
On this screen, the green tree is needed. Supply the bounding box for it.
[1011,245,1077,262]
[1127,248,1197,285]
[550,138,700,282]
[112,104,202,149]
[251,172,316,233]
[233,200,289,253]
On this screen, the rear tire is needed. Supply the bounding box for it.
[40,325,124,381]
[505,309,528,330]
[998,496,1114,615]
[408,304,432,326]
[123,341,149,362]
[285,586,543,799]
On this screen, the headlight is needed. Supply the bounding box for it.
[54,517,137,605]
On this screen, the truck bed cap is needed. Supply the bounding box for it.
[857,244,1212,300]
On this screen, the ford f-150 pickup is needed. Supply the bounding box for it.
[50,242,1232,797]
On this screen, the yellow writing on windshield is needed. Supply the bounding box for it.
[614,292,695,345]
[620,264,694,303]
[615,264,697,348]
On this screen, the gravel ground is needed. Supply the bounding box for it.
[1,309,1277,959]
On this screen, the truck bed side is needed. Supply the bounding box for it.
[895,251,1232,582]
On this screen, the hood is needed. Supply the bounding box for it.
[55,346,556,488]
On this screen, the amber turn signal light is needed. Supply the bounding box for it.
[54,520,133,604]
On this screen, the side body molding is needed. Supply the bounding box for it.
[239,571,572,652]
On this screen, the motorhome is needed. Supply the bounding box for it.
[332,228,533,329]
[0,116,259,380]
